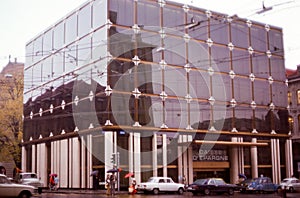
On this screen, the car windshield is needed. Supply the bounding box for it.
[282,179,289,183]
[147,177,155,183]
[194,179,208,185]
[21,174,37,179]
[215,179,226,185]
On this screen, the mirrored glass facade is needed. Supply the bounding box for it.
[22,0,291,187]
[24,0,288,139]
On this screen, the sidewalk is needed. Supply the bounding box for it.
[43,188,129,195]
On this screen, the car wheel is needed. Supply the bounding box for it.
[289,187,294,193]
[19,191,31,198]
[228,188,234,195]
[177,188,184,195]
[204,188,210,195]
[153,188,159,195]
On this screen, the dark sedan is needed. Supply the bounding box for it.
[187,178,238,195]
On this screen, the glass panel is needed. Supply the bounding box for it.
[189,42,209,70]
[109,60,134,91]
[32,63,42,87]
[137,0,160,27]
[164,66,186,98]
[93,0,107,29]
[43,29,53,57]
[138,30,160,62]
[137,63,155,94]
[24,67,33,100]
[78,3,91,38]
[189,70,210,99]
[211,45,230,73]
[53,21,64,50]
[231,21,248,49]
[52,52,64,79]
[64,43,77,72]
[251,25,267,52]
[25,42,34,67]
[252,55,269,79]
[109,0,134,26]
[276,108,289,134]
[272,82,287,108]
[271,56,285,81]
[41,57,52,83]
[150,64,162,95]
[213,74,231,102]
[234,77,251,104]
[165,98,187,129]
[190,101,210,129]
[150,97,163,128]
[232,49,250,76]
[190,101,202,128]
[77,36,91,66]
[111,92,134,126]
[235,106,252,132]
[187,10,208,41]
[92,28,107,61]
[65,12,77,45]
[222,108,233,131]
[268,30,284,56]
[210,16,229,45]
[254,80,270,106]
[197,102,211,130]
[254,108,268,131]
[33,35,43,63]
[163,4,184,32]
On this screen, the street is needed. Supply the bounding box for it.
[36,191,300,198]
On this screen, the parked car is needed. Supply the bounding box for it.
[280,177,300,192]
[136,176,185,195]
[0,173,36,198]
[238,178,255,193]
[244,177,279,193]
[15,172,43,193]
[187,178,238,195]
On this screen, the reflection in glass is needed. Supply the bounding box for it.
[78,3,91,38]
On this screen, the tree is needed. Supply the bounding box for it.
[0,77,23,168]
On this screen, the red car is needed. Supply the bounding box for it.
[187,178,238,195]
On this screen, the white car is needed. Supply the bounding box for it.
[280,177,300,192]
[0,174,36,198]
[15,172,43,193]
[137,176,185,195]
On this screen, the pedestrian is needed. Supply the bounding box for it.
[54,175,59,190]
[106,174,111,195]
[49,175,55,190]
[130,175,137,195]
[110,173,116,195]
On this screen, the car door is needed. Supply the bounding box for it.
[158,178,167,191]
[293,179,300,191]
[0,176,17,197]
[207,179,217,192]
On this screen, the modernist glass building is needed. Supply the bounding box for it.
[22,0,292,188]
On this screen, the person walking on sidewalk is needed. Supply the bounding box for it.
[105,174,111,195]
[109,173,116,195]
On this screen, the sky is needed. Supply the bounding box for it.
[0,0,300,71]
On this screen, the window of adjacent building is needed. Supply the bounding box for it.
[288,91,292,105]
[289,116,294,133]
[297,90,300,104]
[298,115,300,132]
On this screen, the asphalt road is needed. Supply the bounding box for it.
[37,191,300,198]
